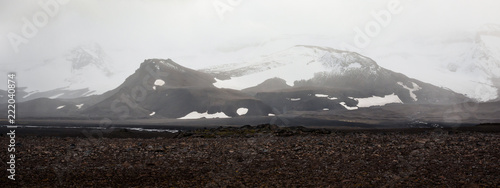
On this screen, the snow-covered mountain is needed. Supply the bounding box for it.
[15,43,127,102]
[440,24,500,101]
[201,45,468,111]
[202,45,381,90]
[371,24,500,102]
[457,24,500,99]
[64,43,114,87]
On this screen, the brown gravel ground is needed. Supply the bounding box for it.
[1,126,499,187]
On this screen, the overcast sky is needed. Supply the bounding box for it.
[1,0,500,91]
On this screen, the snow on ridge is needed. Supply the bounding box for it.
[158,60,185,72]
[49,93,65,99]
[340,102,358,110]
[213,56,324,90]
[178,111,230,119]
[56,105,65,110]
[237,108,248,116]
[397,82,422,101]
[23,91,38,99]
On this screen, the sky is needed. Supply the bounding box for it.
[1,0,500,97]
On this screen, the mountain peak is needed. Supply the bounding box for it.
[126,59,217,88]
[143,58,187,73]
[203,45,383,90]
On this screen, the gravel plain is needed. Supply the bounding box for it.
[1,125,499,187]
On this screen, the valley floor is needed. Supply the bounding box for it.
[1,125,499,187]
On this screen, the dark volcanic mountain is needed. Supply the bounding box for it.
[13,59,272,119]
[242,77,292,96]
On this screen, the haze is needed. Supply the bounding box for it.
[1,0,499,99]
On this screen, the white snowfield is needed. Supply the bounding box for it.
[236,108,248,116]
[178,111,230,119]
[212,46,373,90]
[354,93,403,108]
[397,82,421,101]
[338,93,403,110]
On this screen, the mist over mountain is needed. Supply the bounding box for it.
[370,24,500,102]
[6,43,130,102]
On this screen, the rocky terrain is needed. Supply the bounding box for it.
[0,124,499,187]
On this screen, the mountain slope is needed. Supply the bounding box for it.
[82,59,272,119]
[242,77,292,95]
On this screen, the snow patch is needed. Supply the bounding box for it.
[75,104,84,109]
[323,108,329,111]
[49,93,65,99]
[397,82,422,101]
[23,91,38,99]
[178,111,230,119]
[340,102,358,110]
[56,105,65,110]
[236,108,248,116]
[154,79,165,86]
[149,111,156,116]
[315,94,338,100]
[268,113,276,116]
[315,94,328,97]
[290,98,301,101]
[355,93,403,108]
